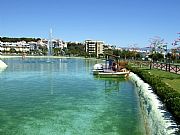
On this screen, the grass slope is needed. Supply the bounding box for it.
[144,69,180,93]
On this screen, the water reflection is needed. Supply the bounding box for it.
[4,57,68,73]
[84,59,102,73]
[94,77,126,93]
[47,62,54,95]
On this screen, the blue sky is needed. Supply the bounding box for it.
[0,0,180,48]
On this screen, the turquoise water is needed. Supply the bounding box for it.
[0,58,145,135]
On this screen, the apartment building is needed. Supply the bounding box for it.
[0,38,67,54]
[85,40,104,57]
[0,41,30,52]
[53,39,67,49]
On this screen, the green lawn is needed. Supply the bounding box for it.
[142,68,180,93]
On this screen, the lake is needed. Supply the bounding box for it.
[0,57,146,135]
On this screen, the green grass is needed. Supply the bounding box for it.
[141,68,180,93]
[129,62,180,92]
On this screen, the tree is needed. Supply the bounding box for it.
[39,45,47,55]
[149,53,164,62]
[90,53,96,57]
[104,48,113,56]
[53,48,61,56]
[66,42,85,56]
[149,36,166,54]
[0,37,40,42]
[121,50,130,60]
[9,47,16,53]
[112,49,121,56]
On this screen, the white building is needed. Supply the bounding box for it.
[28,41,38,51]
[0,41,30,52]
[53,39,67,49]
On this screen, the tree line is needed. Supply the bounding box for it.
[0,37,41,42]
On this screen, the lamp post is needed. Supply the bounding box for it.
[163,43,168,63]
[162,43,168,71]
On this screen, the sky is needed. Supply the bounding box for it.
[0,0,180,48]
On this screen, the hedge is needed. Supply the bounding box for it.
[126,65,180,124]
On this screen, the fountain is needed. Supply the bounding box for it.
[46,28,54,63]
[47,28,53,56]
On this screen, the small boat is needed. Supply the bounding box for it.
[0,60,8,73]
[92,64,104,75]
[93,63,129,78]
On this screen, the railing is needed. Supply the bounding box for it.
[151,62,180,74]
[130,61,180,74]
